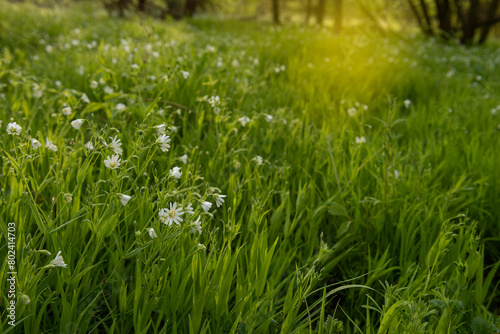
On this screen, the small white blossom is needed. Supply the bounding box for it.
[107,136,123,155]
[116,103,126,112]
[104,86,114,95]
[404,99,411,108]
[155,124,167,135]
[157,134,171,152]
[158,202,184,226]
[201,201,212,213]
[239,116,251,127]
[6,122,22,135]
[33,88,43,98]
[347,108,357,117]
[148,228,158,239]
[208,95,220,108]
[49,251,67,268]
[32,139,41,149]
[180,154,188,164]
[104,155,121,169]
[81,93,90,104]
[85,141,94,150]
[170,166,182,179]
[119,194,132,206]
[181,71,190,79]
[185,203,194,215]
[215,194,226,208]
[256,156,263,165]
[355,136,366,144]
[46,138,58,152]
[190,217,202,235]
[90,81,98,89]
[62,107,72,115]
[265,115,273,122]
[71,119,84,130]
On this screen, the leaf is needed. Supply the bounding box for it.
[327,202,347,216]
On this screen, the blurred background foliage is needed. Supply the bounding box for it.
[6,0,500,44]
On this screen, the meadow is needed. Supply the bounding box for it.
[0,2,500,333]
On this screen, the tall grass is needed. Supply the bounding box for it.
[0,2,499,333]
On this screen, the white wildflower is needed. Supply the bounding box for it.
[71,119,84,130]
[104,86,114,95]
[108,136,123,155]
[157,134,171,152]
[201,201,212,213]
[148,228,158,239]
[190,217,202,235]
[81,93,90,104]
[104,155,121,169]
[155,124,167,135]
[46,138,58,152]
[158,202,184,226]
[355,136,366,144]
[116,103,126,112]
[62,107,72,115]
[239,116,251,127]
[185,203,194,215]
[347,108,357,117]
[215,194,226,208]
[119,194,132,206]
[170,166,182,179]
[6,122,22,135]
[49,251,67,268]
[32,139,41,149]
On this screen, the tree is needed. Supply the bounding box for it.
[407,0,500,44]
[138,0,146,12]
[316,0,327,25]
[272,0,280,24]
[333,0,342,33]
[305,0,314,24]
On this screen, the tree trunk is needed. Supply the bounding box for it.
[272,0,281,24]
[333,0,342,33]
[461,0,480,44]
[317,0,327,25]
[419,0,434,35]
[118,0,127,17]
[435,0,452,37]
[305,0,313,25]
[479,0,500,44]
[138,0,146,12]
[185,0,198,17]
[407,0,427,33]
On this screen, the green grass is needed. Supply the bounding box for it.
[0,2,500,333]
